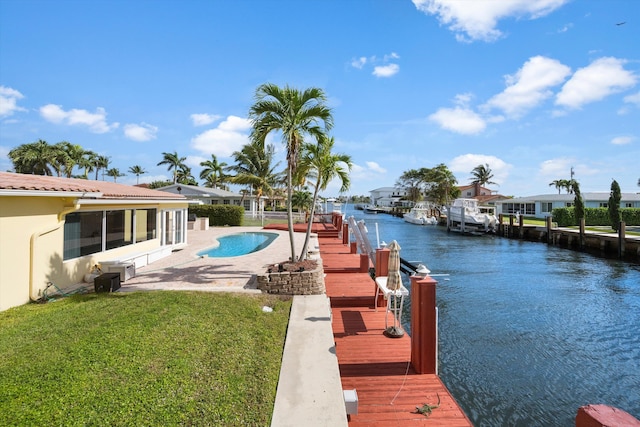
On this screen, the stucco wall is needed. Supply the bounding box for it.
[0,197,188,312]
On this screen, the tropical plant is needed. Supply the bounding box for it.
[423,163,460,207]
[297,134,352,260]
[199,154,228,189]
[470,163,496,186]
[572,180,584,225]
[79,150,98,179]
[549,179,573,194]
[176,164,197,185]
[128,165,147,185]
[93,155,110,180]
[106,168,125,182]
[227,141,282,200]
[396,169,424,202]
[53,141,90,178]
[292,188,313,213]
[157,151,186,184]
[248,83,333,261]
[8,139,56,175]
[609,179,622,231]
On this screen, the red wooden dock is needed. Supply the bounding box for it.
[320,234,472,426]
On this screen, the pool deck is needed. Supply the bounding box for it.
[119,226,314,292]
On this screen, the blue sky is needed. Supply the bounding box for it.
[1,0,638,198]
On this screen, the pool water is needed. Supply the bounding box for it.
[197,232,278,258]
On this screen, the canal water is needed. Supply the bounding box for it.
[347,209,640,426]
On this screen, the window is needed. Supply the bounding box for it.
[223,200,230,205]
[106,209,133,250]
[64,208,158,261]
[599,202,608,208]
[243,200,251,210]
[625,202,633,208]
[135,209,156,242]
[210,200,218,205]
[541,202,553,213]
[64,211,103,260]
[565,202,574,207]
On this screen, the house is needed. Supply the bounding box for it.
[157,184,260,214]
[457,183,509,206]
[369,187,412,207]
[0,172,188,312]
[494,192,640,218]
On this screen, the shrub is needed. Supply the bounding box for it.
[552,207,640,227]
[189,205,245,226]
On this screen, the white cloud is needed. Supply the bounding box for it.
[0,86,27,117]
[191,113,221,126]
[124,122,158,141]
[191,115,251,157]
[373,64,400,78]
[624,91,640,106]
[611,136,634,145]
[429,106,486,134]
[366,161,386,174]
[351,57,367,69]
[412,0,569,42]
[39,104,119,133]
[555,57,637,109]
[484,56,571,117]
[538,157,575,178]
[449,154,511,185]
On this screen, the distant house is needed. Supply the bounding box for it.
[157,184,260,214]
[457,183,509,206]
[494,192,640,218]
[369,187,412,207]
[0,172,188,312]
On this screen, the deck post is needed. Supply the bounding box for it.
[410,274,438,374]
[359,254,369,273]
[342,223,349,245]
[375,248,390,308]
[619,221,626,258]
[350,242,357,254]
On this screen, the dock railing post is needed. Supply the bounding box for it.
[619,221,626,259]
[410,274,438,375]
[375,248,390,308]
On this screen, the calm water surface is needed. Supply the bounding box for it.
[348,209,640,426]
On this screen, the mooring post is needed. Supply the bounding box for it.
[509,214,515,238]
[619,221,626,259]
[518,213,524,239]
[342,223,349,245]
[546,216,552,244]
[498,214,504,236]
[410,274,438,374]
[375,248,390,308]
[579,218,585,250]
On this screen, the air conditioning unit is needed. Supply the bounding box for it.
[102,262,135,282]
[94,273,121,293]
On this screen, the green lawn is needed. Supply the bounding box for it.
[0,291,292,426]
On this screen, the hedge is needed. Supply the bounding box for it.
[552,207,640,227]
[188,205,245,226]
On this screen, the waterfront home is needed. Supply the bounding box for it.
[157,183,264,215]
[495,192,640,218]
[0,172,188,312]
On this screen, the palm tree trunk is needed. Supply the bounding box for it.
[286,167,296,261]
[299,179,321,260]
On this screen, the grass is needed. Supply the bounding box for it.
[0,291,292,426]
[242,217,289,227]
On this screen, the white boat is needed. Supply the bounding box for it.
[403,202,437,225]
[363,205,385,214]
[444,198,497,231]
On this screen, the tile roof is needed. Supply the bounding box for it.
[0,172,186,200]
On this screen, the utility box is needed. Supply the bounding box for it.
[94,273,121,293]
[343,389,358,416]
[102,262,135,282]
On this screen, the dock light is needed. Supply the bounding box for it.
[415,264,431,278]
[380,241,387,249]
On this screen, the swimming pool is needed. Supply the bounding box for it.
[196,232,279,258]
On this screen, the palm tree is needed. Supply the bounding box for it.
[470,163,496,187]
[297,135,352,260]
[79,150,98,179]
[92,155,110,180]
[549,179,564,194]
[248,83,333,261]
[8,139,56,175]
[227,141,283,205]
[157,151,186,184]
[128,165,147,185]
[106,168,125,182]
[424,163,460,208]
[54,141,91,178]
[292,188,313,214]
[199,154,228,189]
[176,164,197,185]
